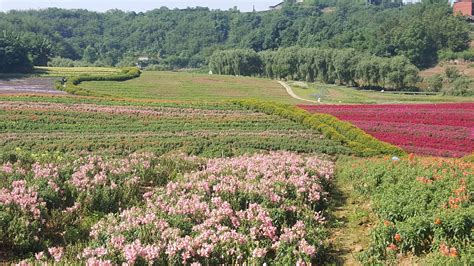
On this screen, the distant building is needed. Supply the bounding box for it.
[136,56,150,70]
[269,0,304,11]
[402,0,421,4]
[453,0,474,16]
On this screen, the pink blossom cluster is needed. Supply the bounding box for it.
[69,153,153,191]
[0,101,262,119]
[47,246,64,262]
[0,180,44,218]
[84,152,333,264]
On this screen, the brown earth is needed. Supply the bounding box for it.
[0,77,66,95]
[420,62,474,78]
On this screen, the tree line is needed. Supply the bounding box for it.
[0,1,469,71]
[210,48,419,90]
[0,31,52,73]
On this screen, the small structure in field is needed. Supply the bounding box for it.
[136,56,150,70]
[270,0,304,10]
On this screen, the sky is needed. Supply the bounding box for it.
[0,0,280,12]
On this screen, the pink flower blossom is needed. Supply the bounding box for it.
[48,246,64,262]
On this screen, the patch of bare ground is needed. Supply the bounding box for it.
[0,77,65,95]
[420,61,474,78]
[326,177,375,265]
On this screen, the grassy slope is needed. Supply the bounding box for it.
[290,82,474,104]
[80,71,304,103]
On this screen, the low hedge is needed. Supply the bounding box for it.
[232,100,404,156]
[56,67,141,96]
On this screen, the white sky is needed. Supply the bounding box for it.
[0,0,281,12]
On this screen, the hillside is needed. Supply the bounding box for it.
[0,2,469,70]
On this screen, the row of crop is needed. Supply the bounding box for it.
[55,67,141,96]
[337,156,473,264]
[1,131,350,158]
[232,100,404,157]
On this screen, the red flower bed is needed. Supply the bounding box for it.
[298,103,474,157]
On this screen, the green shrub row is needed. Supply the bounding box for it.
[232,100,404,157]
[56,67,141,96]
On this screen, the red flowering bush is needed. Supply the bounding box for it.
[299,103,474,157]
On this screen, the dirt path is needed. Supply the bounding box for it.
[278,81,320,104]
[327,178,374,265]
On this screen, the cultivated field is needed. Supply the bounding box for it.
[80,71,304,103]
[0,67,472,265]
[0,97,347,156]
[300,103,474,157]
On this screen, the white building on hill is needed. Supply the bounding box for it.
[270,0,304,10]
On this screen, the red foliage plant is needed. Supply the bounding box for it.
[298,103,474,157]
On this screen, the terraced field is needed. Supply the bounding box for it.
[0,97,348,156]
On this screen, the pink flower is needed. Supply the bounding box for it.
[299,239,316,256]
[86,257,113,266]
[48,246,64,262]
[35,251,44,260]
[1,162,14,174]
[252,247,267,258]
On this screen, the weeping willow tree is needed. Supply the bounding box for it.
[210,47,420,90]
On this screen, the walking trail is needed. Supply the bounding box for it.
[278,80,320,104]
[327,178,374,265]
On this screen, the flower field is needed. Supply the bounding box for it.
[0,98,350,156]
[337,156,473,264]
[298,103,474,157]
[0,151,335,264]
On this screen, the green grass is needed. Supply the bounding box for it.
[290,81,474,104]
[80,71,304,103]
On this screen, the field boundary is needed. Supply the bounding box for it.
[232,100,405,157]
[57,67,141,96]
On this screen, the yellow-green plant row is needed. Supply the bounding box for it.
[56,67,141,96]
[232,100,405,157]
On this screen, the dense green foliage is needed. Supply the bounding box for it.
[0,31,52,72]
[0,2,469,69]
[337,156,473,264]
[211,48,420,90]
[232,100,404,156]
[0,31,32,72]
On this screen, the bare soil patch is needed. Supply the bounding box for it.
[0,77,66,95]
[420,62,474,78]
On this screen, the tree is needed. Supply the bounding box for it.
[82,45,98,64]
[0,31,33,73]
[426,74,443,92]
[387,56,420,90]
